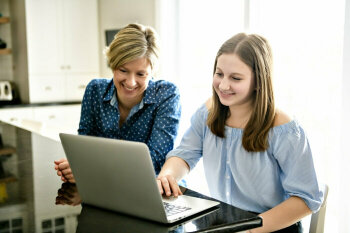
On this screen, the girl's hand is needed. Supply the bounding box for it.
[156,174,182,197]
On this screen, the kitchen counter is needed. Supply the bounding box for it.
[0,103,81,141]
[0,101,81,109]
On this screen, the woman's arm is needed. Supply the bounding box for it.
[157,156,190,197]
[146,83,181,173]
[55,80,98,182]
[77,80,98,135]
[249,196,311,233]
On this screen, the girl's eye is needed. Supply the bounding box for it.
[119,69,127,73]
[232,77,241,81]
[138,73,146,77]
[215,73,223,77]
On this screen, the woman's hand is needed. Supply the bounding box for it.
[54,158,76,183]
[156,174,182,197]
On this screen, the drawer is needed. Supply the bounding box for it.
[64,75,95,101]
[29,75,65,103]
[0,108,34,124]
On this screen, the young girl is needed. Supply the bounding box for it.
[157,33,323,233]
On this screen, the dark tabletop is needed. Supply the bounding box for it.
[0,122,261,233]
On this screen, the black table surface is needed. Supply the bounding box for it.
[57,183,262,233]
[0,122,262,233]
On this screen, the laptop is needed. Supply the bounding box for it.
[59,133,220,224]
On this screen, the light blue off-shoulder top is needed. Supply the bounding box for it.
[167,104,323,213]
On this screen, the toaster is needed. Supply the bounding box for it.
[0,81,19,102]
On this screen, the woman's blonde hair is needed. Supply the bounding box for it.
[105,23,159,71]
[207,33,276,152]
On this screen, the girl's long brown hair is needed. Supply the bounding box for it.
[207,33,275,152]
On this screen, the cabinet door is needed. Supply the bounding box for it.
[64,74,94,101]
[25,0,63,74]
[25,0,99,103]
[29,75,65,103]
[61,0,99,74]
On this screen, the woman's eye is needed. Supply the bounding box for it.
[232,77,241,81]
[215,73,223,77]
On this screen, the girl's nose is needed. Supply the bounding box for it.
[219,77,230,91]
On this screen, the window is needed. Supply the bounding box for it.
[158,0,348,231]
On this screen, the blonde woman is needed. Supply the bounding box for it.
[157,33,323,233]
[55,23,181,183]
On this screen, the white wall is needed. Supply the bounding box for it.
[97,0,157,78]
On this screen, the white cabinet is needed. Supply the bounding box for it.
[31,133,81,232]
[28,74,91,103]
[25,0,61,75]
[29,74,66,103]
[25,0,99,103]
[60,0,99,74]
[64,74,92,101]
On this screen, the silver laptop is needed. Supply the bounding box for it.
[59,133,220,224]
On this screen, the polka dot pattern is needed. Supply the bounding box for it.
[78,78,181,174]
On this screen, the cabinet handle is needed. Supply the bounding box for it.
[44,86,52,91]
[66,65,71,69]
[78,85,86,89]
[10,117,18,122]
[60,65,65,70]
[48,115,56,120]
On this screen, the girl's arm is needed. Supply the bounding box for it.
[249,196,311,233]
[157,156,190,197]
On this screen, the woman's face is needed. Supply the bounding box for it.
[113,57,152,108]
[213,53,255,109]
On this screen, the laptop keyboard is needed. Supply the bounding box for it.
[163,202,192,216]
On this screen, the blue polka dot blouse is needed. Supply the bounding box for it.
[78,78,181,174]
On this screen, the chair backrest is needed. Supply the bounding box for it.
[309,184,329,233]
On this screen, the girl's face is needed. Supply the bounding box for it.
[213,53,255,109]
[113,57,152,107]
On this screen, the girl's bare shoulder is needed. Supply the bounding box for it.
[274,109,292,126]
[205,98,212,110]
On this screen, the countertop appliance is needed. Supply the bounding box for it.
[0,81,20,104]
